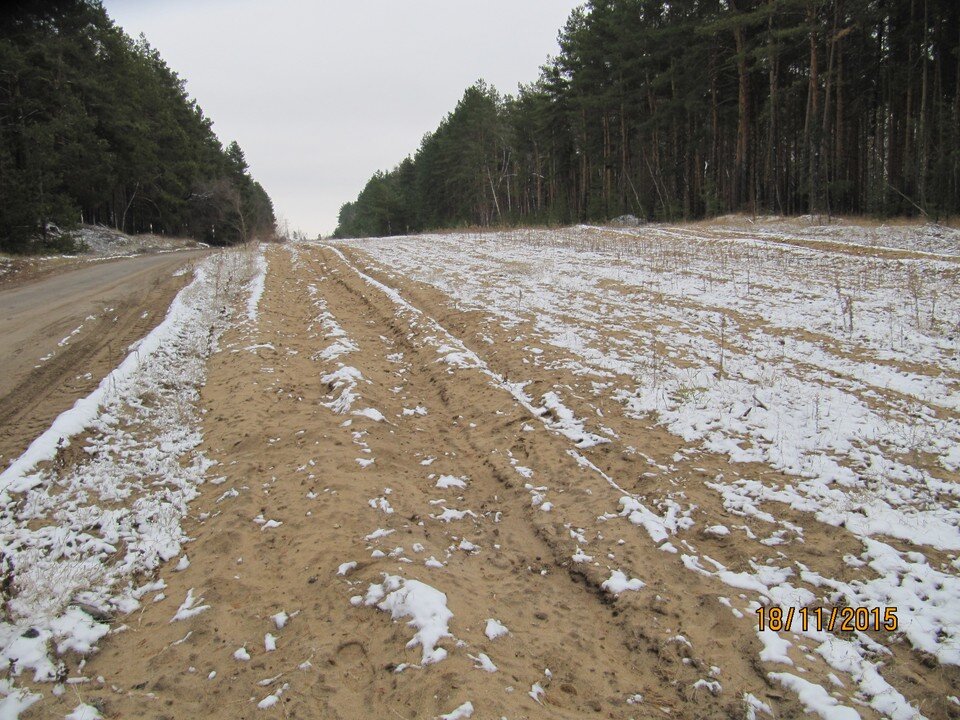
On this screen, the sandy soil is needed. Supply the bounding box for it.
[21,240,957,719]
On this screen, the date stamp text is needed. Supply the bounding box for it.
[756,606,898,633]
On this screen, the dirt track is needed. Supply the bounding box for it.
[0,251,203,469]
[23,242,955,719]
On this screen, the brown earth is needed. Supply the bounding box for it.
[21,243,958,719]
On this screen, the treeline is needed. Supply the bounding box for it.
[0,0,275,253]
[335,0,960,238]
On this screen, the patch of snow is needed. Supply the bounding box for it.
[362,574,453,665]
[270,611,289,629]
[468,652,497,672]
[0,679,41,717]
[744,693,773,719]
[769,672,860,720]
[703,524,730,537]
[484,618,509,640]
[571,547,594,563]
[321,366,366,415]
[601,570,645,595]
[65,703,102,720]
[430,507,476,523]
[437,701,474,719]
[365,528,395,541]
[436,475,467,489]
[245,248,268,322]
[540,391,610,448]
[337,562,358,576]
[353,407,386,422]
[757,629,793,665]
[170,589,209,622]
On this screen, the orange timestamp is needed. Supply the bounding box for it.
[756,606,898,633]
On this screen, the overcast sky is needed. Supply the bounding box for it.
[103,1,582,237]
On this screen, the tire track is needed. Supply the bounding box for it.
[309,244,783,718]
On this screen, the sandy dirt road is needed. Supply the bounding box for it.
[0,250,203,469]
[22,240,955,720]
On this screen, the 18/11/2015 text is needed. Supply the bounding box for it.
[757,606,898,633]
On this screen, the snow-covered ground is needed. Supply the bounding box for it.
[3,220,958,719]
[697,215,960,257]
[73,225,206,256]
[340,220,960,719]
[0,246,265,714]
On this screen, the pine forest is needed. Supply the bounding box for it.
[0,1,275,253]
[335,0,960,238]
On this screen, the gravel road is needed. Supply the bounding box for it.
[0,250,204,466]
